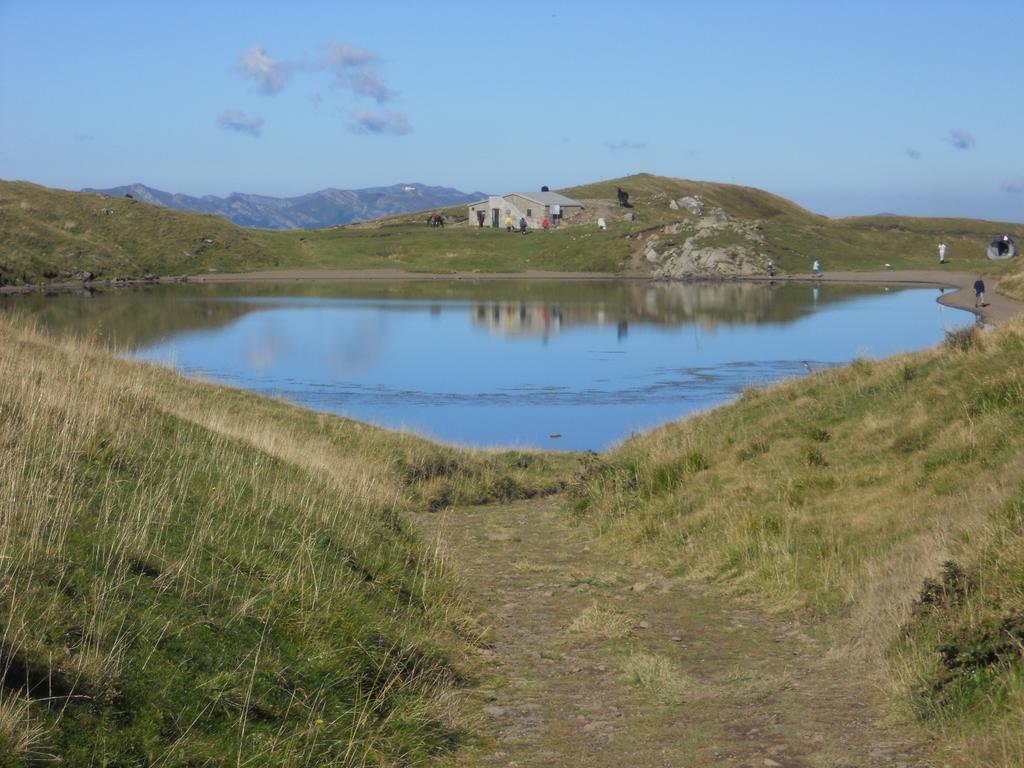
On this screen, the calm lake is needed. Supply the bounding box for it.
[4,280,969,450]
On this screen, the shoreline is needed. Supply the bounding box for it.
[3,267,1019,324]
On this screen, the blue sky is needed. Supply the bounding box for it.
[1,0,1022,221]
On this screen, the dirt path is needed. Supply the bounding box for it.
[418,498,929,768]
[767,270,1022,324]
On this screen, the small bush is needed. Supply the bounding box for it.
[915,561,974,614]
[399,453,463,484]
[488,474,529,502]
[944,325,979,353]
[806,426,831,443]
[803,446,829,468]
[737,437,770,462]
[425,482,454,512]
[917,612,1024,716]
[892,430,930,454]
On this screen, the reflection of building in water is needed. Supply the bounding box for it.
[469,282,868,337]
[472,302,568,337]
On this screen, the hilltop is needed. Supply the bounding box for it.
[81,182,484,229]
[4,173,1024,299]
[0,180,280,284]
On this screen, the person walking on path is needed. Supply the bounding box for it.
[812,259,821,275]
[519,217,527,235]
[938,241,948,264]
[974,276,986,307]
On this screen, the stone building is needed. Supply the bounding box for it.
[468,191,584,229]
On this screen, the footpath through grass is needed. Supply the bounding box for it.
[0,316,576,766]
[569,320,1024,766]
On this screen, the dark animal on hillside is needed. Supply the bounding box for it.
[617,187,632,208]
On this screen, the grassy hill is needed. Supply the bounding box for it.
[568,320,1024,766]
[5,175,1024,293]
[0,316,574,765]
[0,180,286,284]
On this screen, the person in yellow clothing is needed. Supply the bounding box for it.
[505,214,513,233]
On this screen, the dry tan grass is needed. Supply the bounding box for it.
[622,652,692,703]
[0,692,50,762]
[565,604,633,640]
[0,317,474,763]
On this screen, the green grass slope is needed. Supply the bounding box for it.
[6,174,1024,290]
[0,180,279,284]
[254,218,629,274]
[568,322,1024,766]
[0,317,575,766]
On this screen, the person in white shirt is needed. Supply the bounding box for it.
[938,242,947,263]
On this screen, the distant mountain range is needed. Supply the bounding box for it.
[80,182,485,230]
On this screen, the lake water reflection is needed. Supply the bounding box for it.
[4,280,970,450]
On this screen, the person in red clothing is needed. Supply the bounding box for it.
[542,218,550,231]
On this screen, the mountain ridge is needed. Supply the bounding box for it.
[81,181,485,229]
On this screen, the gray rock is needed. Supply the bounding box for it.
[677,195,704,216]
[483,705,508,718]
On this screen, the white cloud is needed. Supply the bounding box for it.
[237,45,291,95]
[218,109,265,137]
[948,129,975,150]
[606,139,647,152]
[347,109,411,135]
[319,42,395,102]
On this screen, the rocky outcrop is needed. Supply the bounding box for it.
[641,205,768,278]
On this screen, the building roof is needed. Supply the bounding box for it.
[466,191,584,208]
[508,191,583,207]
